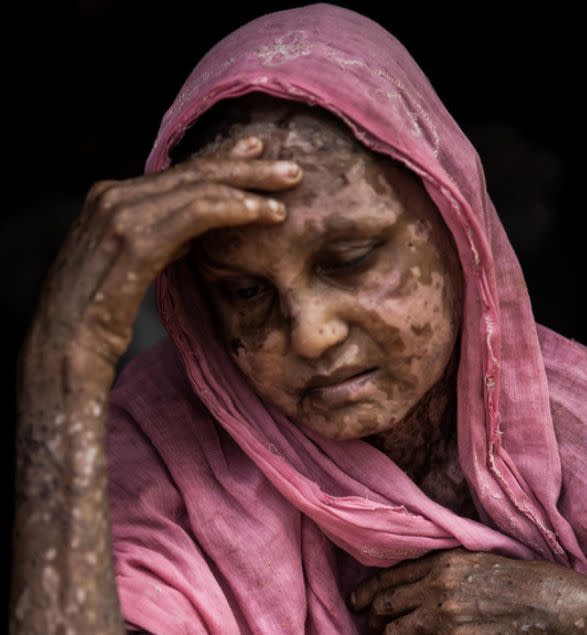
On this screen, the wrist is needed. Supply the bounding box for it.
[18,318,120,398]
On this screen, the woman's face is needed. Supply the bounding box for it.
[193,115,463,441]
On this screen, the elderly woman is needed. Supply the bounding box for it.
[10,3,587,634]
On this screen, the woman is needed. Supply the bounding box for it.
[11,3,587,634]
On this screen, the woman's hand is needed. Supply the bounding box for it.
[11,135,303,635]
[24,134,302,382]
[350,547,587,634]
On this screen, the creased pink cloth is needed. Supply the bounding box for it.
[107,3,587,633]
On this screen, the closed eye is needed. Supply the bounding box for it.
[221,280,272,303]
[217,241,384,303]
[317,242,383,275]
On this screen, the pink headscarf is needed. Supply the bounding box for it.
[107,4,587,633]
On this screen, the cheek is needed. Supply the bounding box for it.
[229,329,298,412]
[231,328,284,376]
[354,269,456,377]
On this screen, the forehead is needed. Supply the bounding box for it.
[197,156,419,265]
[193,111,429,264]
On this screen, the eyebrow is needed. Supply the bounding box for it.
[197,214,391,273]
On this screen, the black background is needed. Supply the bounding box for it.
[4,1,584,627]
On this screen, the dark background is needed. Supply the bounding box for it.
[4,1,584,627]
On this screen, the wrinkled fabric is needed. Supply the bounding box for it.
[107,3,587,633]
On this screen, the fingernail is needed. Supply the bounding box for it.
[235,136,261,153]
[275,161,301,179]
[269,199,286,217]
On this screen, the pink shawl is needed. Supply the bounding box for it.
[107,4,587,633]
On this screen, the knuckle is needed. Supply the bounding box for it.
[86,179,118,204]
[433,571,458,594]
[96,185,124,212]
[437,598,461,617]
[108,210,131,240]
[106,210,150,255]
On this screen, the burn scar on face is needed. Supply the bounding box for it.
[190,97,465,498]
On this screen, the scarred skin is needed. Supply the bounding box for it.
[11,136,300,634]
[350,548,587,634]
[11,95,587,634]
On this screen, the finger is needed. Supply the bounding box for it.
[228,135,264,158]
[153,192,286,243]
[127,181,286,235]
[372,582,423,617]
[383,610,425,635]
[99,181,286,240]
[179,156,303,191]
[351,557,434,611]
[102,157,303,206]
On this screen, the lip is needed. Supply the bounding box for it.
[305,367,379,408]
[305,365,378,390]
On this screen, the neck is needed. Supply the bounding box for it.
[365,339,460,484]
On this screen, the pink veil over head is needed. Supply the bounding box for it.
[107,4,587,633]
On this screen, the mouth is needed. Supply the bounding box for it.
[304,367,380,409]
[305,366,379,392]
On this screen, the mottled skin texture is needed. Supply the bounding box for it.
[351,548,587,634]
[192,104,472,517]
[12,93,586,634]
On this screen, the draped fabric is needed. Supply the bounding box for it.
[107,4,587,633]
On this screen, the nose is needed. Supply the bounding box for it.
[281,288,349,359]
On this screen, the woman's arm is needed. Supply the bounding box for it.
[350,548,587,634]
[10,136,303,634]
[11,253,127,633]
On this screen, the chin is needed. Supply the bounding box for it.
[300,411,394,441]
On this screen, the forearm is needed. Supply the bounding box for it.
[10,326,125,634]
[540,562,587,634]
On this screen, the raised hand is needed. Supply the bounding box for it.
[27,135,302,376]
